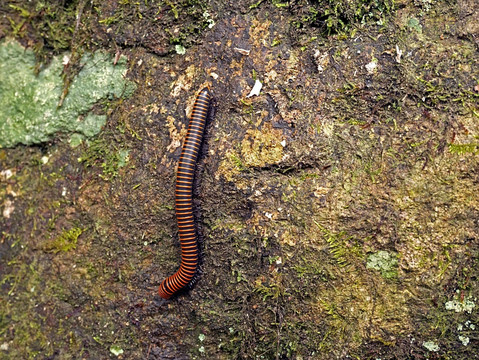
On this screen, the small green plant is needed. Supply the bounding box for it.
[448,143,479,155]
[79,139,130,180]
[229,152,246,172]
[326,232,352,267]
[44,227,83,253]
[289,0,395,35]
[253,276,284,300]
[314,220,363,267]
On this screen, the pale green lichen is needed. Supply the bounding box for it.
[203,11,215,28]
[109,345,124,356]
[175,44,186,55]
[366,250,398,279]
[0,39,136,148]
[459,335,470,346]
[408,17,422,33]
[422,340,439,352]
[445,294,476,313]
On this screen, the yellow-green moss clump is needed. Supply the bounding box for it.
[44,228,83,253]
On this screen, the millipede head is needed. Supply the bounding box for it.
[199,87,211,98]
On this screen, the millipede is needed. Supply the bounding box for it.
[158,87,213,299]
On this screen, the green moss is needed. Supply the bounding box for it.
[0,40,136,148]
[314,220,364,267]
[0,260,49,358]
[79,138,130,180]
[4,0,78,55]
[289,0,395,35]
[448,143,479,155]
[326,231,364,267]
[423,340,439,352]
[366,250,398,279]
[94,0,212,54]
[253,274,285,301]
[44,227,83,253]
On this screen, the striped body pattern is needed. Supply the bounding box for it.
[158,87,212,299]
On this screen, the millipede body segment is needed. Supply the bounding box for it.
[158,87,212,299]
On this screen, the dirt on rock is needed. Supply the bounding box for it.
[1,0,478,359]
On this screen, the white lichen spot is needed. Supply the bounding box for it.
[445,295,476,313]
[203,11,215,28]
[366,250,398,279]
[1,41,137,147]
[280,140,286,147]
[459,335,470,346]
[0,169,13,180]
[69,133,84,147]
[365,58,378,74]
[422,340,439,352]
[247,80,262,97]
[109,345,124,356]
[3,199,14,219]
[175,45,186,55]
[62,54,71,66]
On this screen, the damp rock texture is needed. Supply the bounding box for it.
[0,1,478,359]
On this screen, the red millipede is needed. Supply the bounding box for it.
[158,87,212,299]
